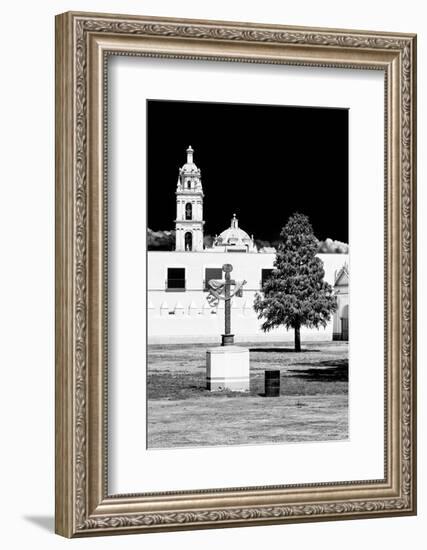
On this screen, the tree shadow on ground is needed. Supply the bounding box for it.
[148,357,349,400]
[288,359,348,382]
[249,347,320,353]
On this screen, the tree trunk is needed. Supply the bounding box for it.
[294,324,301,352]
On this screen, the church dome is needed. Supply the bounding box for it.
[218,217,251,243]
[214,214,257,252]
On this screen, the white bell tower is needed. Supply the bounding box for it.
[175,146,204,251]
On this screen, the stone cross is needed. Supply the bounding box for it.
[207,264,246,346]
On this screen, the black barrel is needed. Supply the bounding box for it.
[265,370,280,397]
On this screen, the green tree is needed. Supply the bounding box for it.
[254,213,337,352]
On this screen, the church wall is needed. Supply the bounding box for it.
[147,251,349,344]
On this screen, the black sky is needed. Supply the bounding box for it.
[147,100,348,244]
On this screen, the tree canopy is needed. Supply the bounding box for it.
[253,213,337,351]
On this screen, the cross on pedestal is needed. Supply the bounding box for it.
[222,264,235,346]
[206,263,249,392]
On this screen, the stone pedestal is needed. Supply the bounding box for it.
[206,346,250,392]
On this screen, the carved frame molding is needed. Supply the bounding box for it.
[55,11,416,537]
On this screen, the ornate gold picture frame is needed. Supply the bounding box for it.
[55,11,416,537]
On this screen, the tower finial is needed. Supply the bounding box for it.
[231,214,238,228]
[186,145,194,164]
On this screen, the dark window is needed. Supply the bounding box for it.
[205,267,223,291]
[261,268,274,288]
[187,180,191,189]
[185,203,192,220]
[167,268,185,290]
[341,318,349,341]
[340,305,349,341]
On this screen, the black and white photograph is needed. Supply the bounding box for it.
[146,99,349,449]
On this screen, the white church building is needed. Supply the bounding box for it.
[148,146,349,344]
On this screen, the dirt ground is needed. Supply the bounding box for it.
[147,341,348,449]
